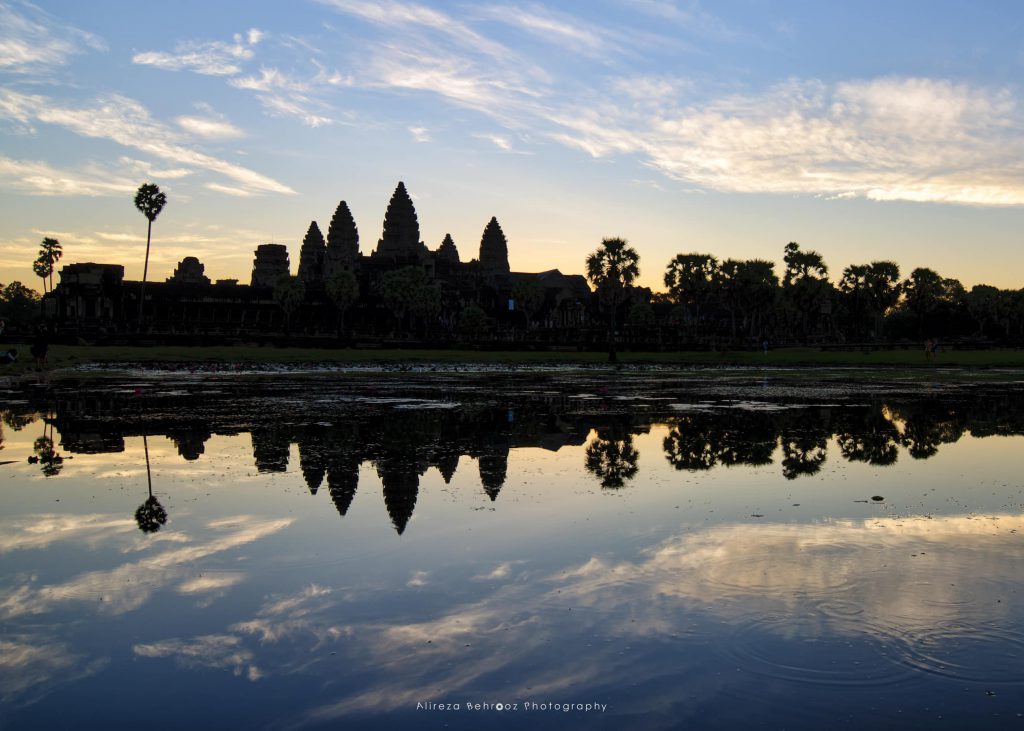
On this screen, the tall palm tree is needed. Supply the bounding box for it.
[585,237,640,362]
[134,183,167,324]
[38,238,62,292]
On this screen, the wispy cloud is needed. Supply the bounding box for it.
[132,29,264,76]
[176,115,245,140]
[318,0,510,60]
[0,88,294,195]
[407,125,430,142]
[0,1,105,73]
[0,155,143,196]
[476,4,607,54]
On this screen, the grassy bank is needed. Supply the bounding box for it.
[3,344,1024,374]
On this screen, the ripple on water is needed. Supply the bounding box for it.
[881,624,1024,685]
[717,613,916,688]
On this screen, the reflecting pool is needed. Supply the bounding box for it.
[2,369,1024,729]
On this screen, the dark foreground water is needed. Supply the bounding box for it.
[2,368,1024,729]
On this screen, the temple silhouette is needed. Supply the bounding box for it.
[45,181,593,340]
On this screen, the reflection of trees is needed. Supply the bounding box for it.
[135,435,168,533]
[31,421,63,477]
[585,425,639,489]
[780,434,827,479]
[835,409,900,466]
[890,403,967,460]
[663,412,776,472]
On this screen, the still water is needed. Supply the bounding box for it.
[2,368,1023,729]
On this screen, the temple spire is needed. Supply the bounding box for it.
[436,233,460,264]
[325,201,359,278]
[298,221,326,285]
[479,217,510,274]
[375,181,427,262]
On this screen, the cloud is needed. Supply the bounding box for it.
[546,76,1024,206]
[176,115,245,139]
[407,125,430,142]
[132,29,263,76]
[476,5,607,53]
[0,1,105,73]
[0,155,143,196]
[318,0,510,60]
[229,68,335,127]
[0,88,295,195]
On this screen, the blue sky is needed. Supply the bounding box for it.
[1,0,1023,291]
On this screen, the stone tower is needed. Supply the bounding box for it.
[324,201,359,278]
[435,233,460,264]
[251,244,290,288]
[297,221,326,286]
[167,256,210,285]
[374,181,427,263]
[479,217,510,274]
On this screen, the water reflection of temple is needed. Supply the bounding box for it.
[7,388,1024,534]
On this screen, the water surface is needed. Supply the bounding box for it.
[2,370,1023,729]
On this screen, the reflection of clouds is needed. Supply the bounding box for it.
[0,514,136,554]
[472,560,526,580]
[300,514,1024,722]
[0,636,108,704]
[0,516,293,619]
[136,585,349,681]
[177,572,246,594]
[132,514,1024,726]
[134,634,262,682]
[406,570,429,587]
[559,515,1024,633]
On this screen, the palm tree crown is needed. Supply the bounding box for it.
[134,183,167,222]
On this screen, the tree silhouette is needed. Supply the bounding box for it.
[839,261,900,339]
[378,266,436,335]
[782,242,832,341]
[273,276,306,334]
[585,428,639,488]
[665,253,718,333]
[32,255,52,294]
[135,435,167,533]
[512,277,545,329]
[586,237,640,362]
[459,304,489,341]
[326,269,359,336]
[134,183,167,324]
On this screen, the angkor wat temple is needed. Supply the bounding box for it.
[46,182,593,342]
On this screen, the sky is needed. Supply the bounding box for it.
[1,0,1023,292]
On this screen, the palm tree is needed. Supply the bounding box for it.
[134,183,167,324]
[135,435,168,533]
[585,237,640,362]
[32,256,52,294]
[37,238,62,292]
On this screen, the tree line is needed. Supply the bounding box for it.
[585,237,1024,356]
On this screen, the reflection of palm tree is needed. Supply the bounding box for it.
[585,428,639,489]
[135,435,167,533]
[31,421,63,477]
[781,435,827,480]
